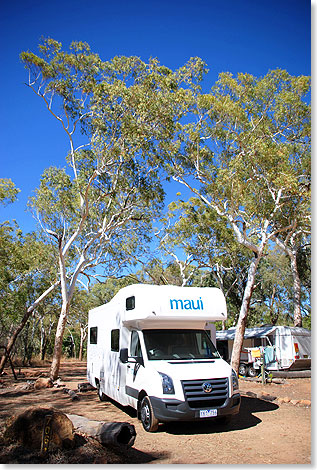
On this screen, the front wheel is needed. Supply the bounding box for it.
[140,396,159,432]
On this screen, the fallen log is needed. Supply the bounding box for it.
[67,414,136,449]
[77,382,95,392]
[63,388,80,401]
[241,377,285,384]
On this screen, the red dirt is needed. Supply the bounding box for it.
[0,360,311,464]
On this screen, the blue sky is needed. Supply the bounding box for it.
[0,0,311,233]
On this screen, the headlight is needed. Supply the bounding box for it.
[231,369,239,391]
[159,372,175,394]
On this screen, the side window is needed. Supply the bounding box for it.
[90,327,98,344]
[130,331,142,357]
[111,329,120,352]
[126,296,135,310]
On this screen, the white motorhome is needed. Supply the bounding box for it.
[216,326,311,377]
[87,284,240,432]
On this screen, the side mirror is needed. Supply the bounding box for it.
[119,348,128,363]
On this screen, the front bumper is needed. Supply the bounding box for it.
[149,393,241,423]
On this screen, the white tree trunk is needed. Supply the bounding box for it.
[230,254,261,373]
[50,300,70,380]
[79,325,87,361]
[50,244,70,381]
[290,251,302,327]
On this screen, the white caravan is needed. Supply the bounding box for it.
[87,284,240,432]
[216,326,311,377]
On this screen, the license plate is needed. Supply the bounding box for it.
[200,409,217,418]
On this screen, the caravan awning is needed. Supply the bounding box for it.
[216,326,277,341]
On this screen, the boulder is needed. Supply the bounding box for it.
[4,407,75,451]
[290,399,300,406]
[300,399,311,407]
[258,393,277,402]
[34,377,53,389]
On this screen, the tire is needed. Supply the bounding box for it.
[238,363,248,376]
[247,365,257,377]
[140,396,159,432]
[96,381,107,401]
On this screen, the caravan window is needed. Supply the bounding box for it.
[126,296,135,310]
[111,329,120,351]
[89,327,98,344]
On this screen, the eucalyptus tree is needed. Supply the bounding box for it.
[0,178,20,205]
[272,231,310,327]
[254,247,295,326]
[0,180,58,373]
[159,197,251,296]
[21,38,203,379]
[167,69,310,372]
[0,226,58,372]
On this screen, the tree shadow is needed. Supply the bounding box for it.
[160,396,279,435]
[115,446,170,464]
[100,396,137,418]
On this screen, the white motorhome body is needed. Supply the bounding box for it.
[216,326,311,376]
[87,284,240,431]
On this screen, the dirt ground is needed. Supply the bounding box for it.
[0,360,311,464]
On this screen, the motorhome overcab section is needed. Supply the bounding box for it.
[87,284,240,432]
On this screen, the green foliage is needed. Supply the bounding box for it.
[172,69,310,231]
[21,38,209,287]
[0,179,20,206]
[165,67,311,332]
[0,222,58,348]
[15,41,310,358]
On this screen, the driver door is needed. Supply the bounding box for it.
[125,330,144,407]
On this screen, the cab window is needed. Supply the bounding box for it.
[130,331,142,357]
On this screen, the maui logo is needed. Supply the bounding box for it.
[170,297,204,311]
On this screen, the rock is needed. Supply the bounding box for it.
[299,399,311,407]
[21,381,34,391]
[245,391,257,398]
[290,399,300,406]
[34,377,54,389]
[282,397,291,403]
[259,394,277,402]
[4,407,75,451]
[54,378,66,388]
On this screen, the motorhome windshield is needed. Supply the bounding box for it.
[143,329,221,361]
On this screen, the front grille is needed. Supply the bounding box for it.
[182,378,229,409]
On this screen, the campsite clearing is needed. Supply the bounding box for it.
[0,360,311,464]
